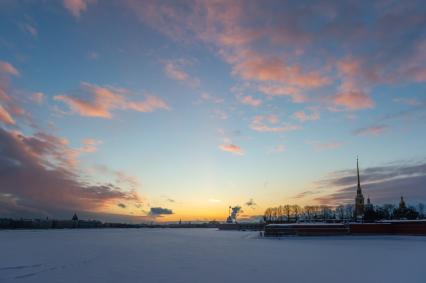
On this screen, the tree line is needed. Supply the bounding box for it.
[263,203,426,223]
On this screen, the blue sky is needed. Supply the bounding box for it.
[0,0,425,222]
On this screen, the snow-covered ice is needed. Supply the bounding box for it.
[1,228,425,283]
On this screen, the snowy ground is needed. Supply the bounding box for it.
[1,228,425,283]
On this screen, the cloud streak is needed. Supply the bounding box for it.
[0,104,15,125]
[219,144,244,156]
[163,59,200,88]
[54,82,169,118]
[250,115,300,133]
[354,125,388,136]
[0,61,19,76]
[293,108,320,122]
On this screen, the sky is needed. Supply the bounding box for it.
[0,0,425,223]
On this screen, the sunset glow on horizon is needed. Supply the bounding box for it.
[1,0,426,223]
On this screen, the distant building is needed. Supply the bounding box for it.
[365,197,373,211]
[399,196,406,211]
[72,213,79,222]
[354,157,365,219]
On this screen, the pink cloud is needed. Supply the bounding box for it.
[80,138,102,153]
[0,61,19,76]
[238,95,262,107]
[63,0,93,18]
[163,59,200,88]
[0,104,15,125]
[353,125,388,136]
[265,114,279,124]
[397,40,426,83]
[293,108,320,122]
[22,131,79,168]
[250,115,300,133]
[411,67,426,82]
[337,57,362,79]
[31,92,45,105]
[0,62,30,126]
[219,143,244,155]
[164,61,188,81]
[126,96,170,112]
[232,53,330,88]
[257,85,304,102]
[54,82,169,118]
[200,92,224,104]
[331,91,374,110]
[94,165,142,192]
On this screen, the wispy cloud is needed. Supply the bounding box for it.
[293,108,320,122]
[250,115,300,133]
[293,190,321,199]
[219,143,244,155]
[331,91,374,111]
[54,82,169,118]
[0,61,30,126]
[200,92,224,104]
[237,95,262,107]
[80,138,102,153]
[232,52,330,88]
[354,125,388,136]
[0,61,19,76]
[31,92,45,105]
[0,104,15,125]
[21,23,38,37]
[163,59,200,88]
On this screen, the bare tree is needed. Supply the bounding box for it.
[283,205,291,222]
[304,206,314,222]
[291,205,301,222]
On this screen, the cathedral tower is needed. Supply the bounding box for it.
[355,157,365,219]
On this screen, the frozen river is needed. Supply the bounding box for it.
[1,228,425,282]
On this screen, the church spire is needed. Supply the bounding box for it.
[357,156,361,194]
[354,156,365,219]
